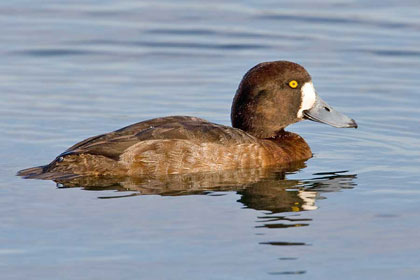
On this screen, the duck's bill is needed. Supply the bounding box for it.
[303,95,357,128]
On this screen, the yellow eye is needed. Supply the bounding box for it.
[289,80,298,88]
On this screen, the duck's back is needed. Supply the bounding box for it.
[18,116,312,179]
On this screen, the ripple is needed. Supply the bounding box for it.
[257,13,360,25]
[73,39,268,51]
[12,49,101,57]
[350,48,420,57]
[269,270,306,275]
[256,11,417,30]
[260,241,308,246]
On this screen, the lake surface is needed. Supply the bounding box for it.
[1,1,420,279]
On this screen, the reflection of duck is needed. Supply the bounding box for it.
[239,171,356,213]
[18,61,356,179]
[53,166,356,215]
[54,162,307,196]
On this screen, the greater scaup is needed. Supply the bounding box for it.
[18,61,357,179]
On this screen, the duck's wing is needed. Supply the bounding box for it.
[60,116,257,160]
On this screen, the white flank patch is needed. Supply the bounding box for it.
[297,81,317,118]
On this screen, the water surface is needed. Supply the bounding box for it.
[1,1,420,279]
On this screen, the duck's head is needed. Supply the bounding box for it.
[231,61,357,138]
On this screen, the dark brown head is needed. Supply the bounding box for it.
[231,61,357,138]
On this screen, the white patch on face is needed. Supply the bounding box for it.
[297,81,317,118]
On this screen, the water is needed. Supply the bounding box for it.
[1,1,420,279]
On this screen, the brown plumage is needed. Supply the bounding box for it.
[18,61,357,180]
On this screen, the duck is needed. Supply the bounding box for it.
[17,61,357,179]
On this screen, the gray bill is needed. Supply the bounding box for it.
[303,94,357,128]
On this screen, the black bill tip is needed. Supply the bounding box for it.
[349,119,358,129]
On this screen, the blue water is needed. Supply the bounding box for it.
[1,1,420,279]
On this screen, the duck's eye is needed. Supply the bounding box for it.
[288,80,298,88]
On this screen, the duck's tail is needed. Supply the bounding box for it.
[17,164,81,180]
[16,165,46,179]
